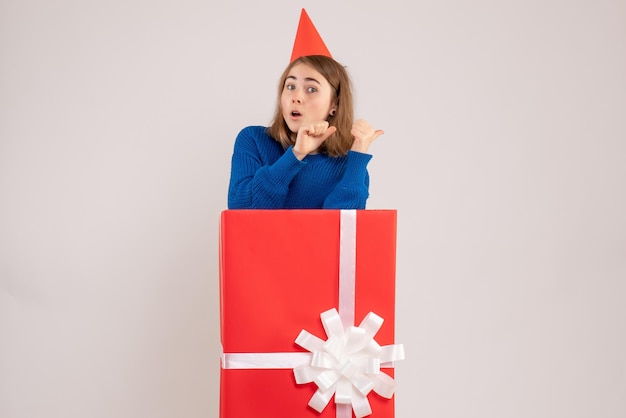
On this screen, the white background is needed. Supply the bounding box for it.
[1,0,625,417]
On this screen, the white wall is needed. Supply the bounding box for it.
[1,0,625,417]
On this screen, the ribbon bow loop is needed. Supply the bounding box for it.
[294,308,405,418]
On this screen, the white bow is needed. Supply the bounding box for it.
[294,308,405,418]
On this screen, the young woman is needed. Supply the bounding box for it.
[227,54,383,209]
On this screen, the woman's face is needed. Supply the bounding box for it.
[280,63,335,134]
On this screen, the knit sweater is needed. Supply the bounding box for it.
[227,126,372,209]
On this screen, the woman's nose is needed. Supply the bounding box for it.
[292,92,303,103]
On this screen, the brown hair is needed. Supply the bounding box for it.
[267,55,355,157]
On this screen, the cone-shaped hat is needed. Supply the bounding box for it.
[290,8,332,62]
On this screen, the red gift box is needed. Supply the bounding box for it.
[219,210,401,418]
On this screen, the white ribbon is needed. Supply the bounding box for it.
[293,210,405,418]
[221,352,311,369]
[293,308,405,418]
[339,210,357,329]
[221,210,405,418]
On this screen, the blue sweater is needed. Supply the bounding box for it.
[228,126,372,209]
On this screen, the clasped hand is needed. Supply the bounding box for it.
[292,119,383,160]
[292,121,336,160]
[350,119,384,154]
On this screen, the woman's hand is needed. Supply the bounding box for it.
[292,121,337,160]
[350,119,384,154]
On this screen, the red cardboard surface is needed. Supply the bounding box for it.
[219,210,397,417]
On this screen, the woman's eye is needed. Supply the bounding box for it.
[307,87,318,93]
[285,84,295,90]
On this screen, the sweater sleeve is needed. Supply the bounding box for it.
[228,127,304,209]
[323,150,372,209]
